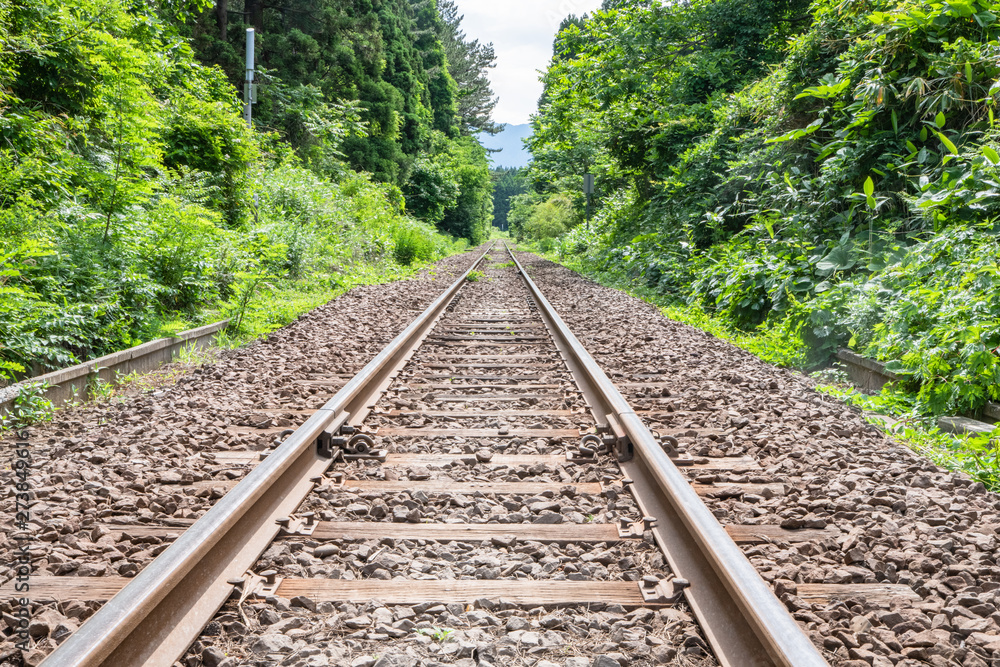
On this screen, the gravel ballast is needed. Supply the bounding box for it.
[2,247,998,667]
[518,251,1000,667]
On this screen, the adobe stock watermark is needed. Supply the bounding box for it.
[9,429,33,651]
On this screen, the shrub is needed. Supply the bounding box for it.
[394,227,435,265]
[133,199,229,311]
[524,194,576,240]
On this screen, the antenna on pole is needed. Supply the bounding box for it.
[244,28,255,128]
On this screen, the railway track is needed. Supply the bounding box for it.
[6,243,925,666]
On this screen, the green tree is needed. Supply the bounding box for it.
[441,138,493,243]
[437,0,502,135]
[409,0,461,136]
[490,167,529,232]
[185,0,439,184]
[524,193,576,240]
[403,131,493,242]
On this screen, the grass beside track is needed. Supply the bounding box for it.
[0,251,467,432]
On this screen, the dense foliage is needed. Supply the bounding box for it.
[523,0,1000,417]
[184,0,495,240]
[0,0,487,383]
[490,167,529,232]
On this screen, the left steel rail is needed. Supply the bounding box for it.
[40,243,494,667]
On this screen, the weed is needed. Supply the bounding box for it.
[466,270,486,282]
[87,373,115,402]
[394,227,437,266]
[177,342,216,366]
[810,366,849,385]
[0,382,54,431]
[226,269,278,335]
[211,329,239,350]
[114,370,156,394]
[416,627,454,642]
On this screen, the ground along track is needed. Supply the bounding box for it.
[5,243,877,667]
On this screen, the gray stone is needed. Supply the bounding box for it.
[50,618,78,643]
[519,631,542,647]
[591,656,621,667]
[271,617,304,633]
[258,608,280,625]
[850,615,872,634]
[290,595,317,611]
[250,633,294,654]
[201,647,227,667]
[506,617,529,632]
[314,544,340,558]
[529,501,561,513]
[373,654,418,667]
[650,646,677,664]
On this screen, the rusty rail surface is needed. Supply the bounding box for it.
[504,243,827,667]
[39,244,495,667]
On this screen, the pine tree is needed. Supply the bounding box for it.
[437,0,502,136]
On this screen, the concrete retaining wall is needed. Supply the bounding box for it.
[836,348,999,426]
[835,349,901,393]
[0,320,228,416]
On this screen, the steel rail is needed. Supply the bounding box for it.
[505,244,827,667]
[41,243,495,667]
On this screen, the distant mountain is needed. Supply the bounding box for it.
[479,123,532,168]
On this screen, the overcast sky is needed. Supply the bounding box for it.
[451,0,605,126]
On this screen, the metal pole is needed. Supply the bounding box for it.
[583,173,594,230]
[244,28,254,128]
[245,28,259,214]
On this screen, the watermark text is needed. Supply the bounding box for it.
[10,431,32,650]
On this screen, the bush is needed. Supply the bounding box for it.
[394,227,435,265]
[161,93,255,225]
[524,194,576,240]
[133,199,230,311]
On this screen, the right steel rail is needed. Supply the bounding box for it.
[506,244,827,667]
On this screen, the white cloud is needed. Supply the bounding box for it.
[451,0,605,125]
